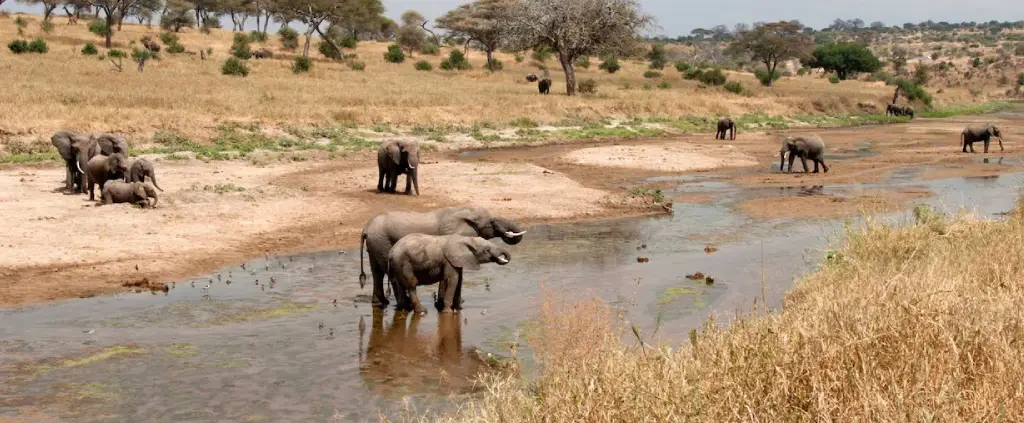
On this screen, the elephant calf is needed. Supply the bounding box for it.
[715,118,736,140]
[961,125,1004,153]
[86,153,130,201]
[780,135,829,173]
[387,234,511,315]
[127,158,164,192]
[100,181,153,208]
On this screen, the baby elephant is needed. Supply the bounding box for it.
[387,234,511,315]
[127,158,164,192]
[715,118,736,140]
[86,153,130,201]
[961,125,1004,153]
[780,135,829,173]
[101,181,157,208]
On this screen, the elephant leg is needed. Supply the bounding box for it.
[820,159,829,173]
[377,167,385,193]
[453,269,464,310]
[408,286,426,315]
[88,180,96,201]
[998,138,1004,151]
[370,257,389,308]
[439,267,458,313]
[787,154,796,173]
[800,157,809,173]
[411,170,420,196]
[812,160,820,173]
[404,174,411,195]
[984,140,990,154]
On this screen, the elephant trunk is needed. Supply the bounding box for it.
[494,246,512,265]
[150,192,159,208]
[495,217,525,245]
[151,172,164,192]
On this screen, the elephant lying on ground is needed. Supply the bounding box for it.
[780,135,829,173]
[961,125,1004,153]
[100,181,156,207]
[86,153,130,201]
[377,139,420,195]
[387,234,511,314]
[127,158,164,191]
[715,118,736,140]
[359,207,526,308]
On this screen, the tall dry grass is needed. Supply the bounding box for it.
[0,14,976,141]
[408,199,1024,422]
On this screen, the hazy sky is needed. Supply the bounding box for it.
[7,0,1024,37]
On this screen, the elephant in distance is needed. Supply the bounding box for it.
[961,125,1004,153]
[377,139,420,195]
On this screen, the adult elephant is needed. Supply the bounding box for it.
[715,118,736,140]
[51,130,92,192]
[388,234,511,314]
[780,135,829,173]
[902,105,915,119]
[962,125,1004,153]
[91,133,129,155]
[886,103,901,116]
[358,207,526,308]
[377,139,420,195]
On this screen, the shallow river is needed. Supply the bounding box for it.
[2,157,1022,422]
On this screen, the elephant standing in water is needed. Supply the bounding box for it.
[961,125,1004,153]
[715,118,736,140]
[359,207,525,308]
[780,135,829,173]
[387,234,511,314]
[377,139,420,195]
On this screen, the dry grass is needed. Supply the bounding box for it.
[0,13,980,142]
[401,199,1024,422]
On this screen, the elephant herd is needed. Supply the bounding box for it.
[50,130,162,208]
[886,103,915,118]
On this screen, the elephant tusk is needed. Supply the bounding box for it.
[496,256,509,264]
[408,164,416,169]
[76,161,84,174]
[504,230,526,237]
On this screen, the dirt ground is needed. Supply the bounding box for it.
[1,110,1021,307]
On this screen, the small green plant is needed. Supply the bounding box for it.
[575,56,591,69]
[14,16,27,36]
[1018,72,1024,87]
[414,60,433,71]
[421,42,439,55]
[723,81,744,94]
[249,30,267,43]
[230,33,251,59]
[972,57,982,67]
[108,49,126,58]
[384,43,405,63]
[598,56,621,73]
[167,43,185,54]
[440,50,471,70]
[513,53,524,63]
[318,40,342,60]
[683,68,703,80]
[81,42,99,55]
[8,39,29,54]
[40,20,55,34]
[914,64,930,85]
[278,26,299,51]
[577,78,598,94]
[222,57,249,77]
[88,19,109,38]
[657,81,672,89]
[487,58,503,71]
[531,44,552,63]
[674,61,691,72]
[339,36,357,49]
[829,74,841,84]
[630,187,665,203]
[349,61,365,71]
[159,32,179,46]
[754,68,781,86]
[292,56,312,73]
[643,70,661,79]
[698,68,726,86]
[647,43,666,69]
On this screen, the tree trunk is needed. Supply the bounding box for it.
[559,53,577,96]
[43,4,57,21]
[763,60,773,87]
[117,12,124,31]
[892,86,901,104]
[262,11,270,33]
[194,9,202,27]
[104,9,114,48]
[256,14,260,33]
[303,29,314,57]
[486,49,494,72]
[314,26,342,58]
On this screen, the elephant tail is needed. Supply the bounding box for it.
[358,231,368,289]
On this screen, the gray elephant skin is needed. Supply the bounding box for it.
[715,118,736,140]
[127,158,164,191]
[961,125,1004,153]
[100,181,150,207]
[50,130,92,192]
[780,135,829,173]
[52,131,129,194]
[252,48,273,59]
[358,207,526,308]
[85,153,130,201]
[377,139,420,195]
[387,234,511,314]
[885,104,914,118]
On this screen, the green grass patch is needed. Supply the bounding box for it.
[0,151,60,164]
[918,101,1011,118]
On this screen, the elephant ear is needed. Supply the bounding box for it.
[444,238,481,270]
[387,142,402,166]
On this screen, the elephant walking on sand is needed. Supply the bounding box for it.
[359,207,525,308]
[387,234,511,314]
[377,139,420,195]
[715,118,736,140]
[86,153,130,201]
[961,125,1004,153]
[780,135,829,173]
[127,158,164,191]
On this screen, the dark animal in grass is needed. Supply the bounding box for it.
[252,48,273,59]
[538,78,551,94]
[525,73,538,82]
[715,118,736,140]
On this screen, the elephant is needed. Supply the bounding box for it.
[69,134,105,194]
[902,105,915,119]
[358,207,526,308]
[961,125,1004,153]
[387,234,511,314]
[377,139,420,195]
[885,103,901,116]
[100,181,150,207]
[780,135,829,173]
[85,153,130,201]
[91,133,129,156]
[538,78,551,94]
[252,48,272,59]
[127,158,164,191]
[715,118,736,140]
[525,73,539,82]
[51,130,92,192]
[142,38,160,53]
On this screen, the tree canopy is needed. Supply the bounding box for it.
[806,42,882,80]
[726,21,813,87]
[436,0,508,71]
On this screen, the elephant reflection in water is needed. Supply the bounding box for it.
[359,309,484,393]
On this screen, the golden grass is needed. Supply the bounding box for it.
[0,14,979,142]
[402,199,1024,422]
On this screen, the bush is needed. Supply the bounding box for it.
[384,44,405,63]
[40,20,54,34]
[14,16,27,36]
[221,57,249,77]
[7,40,29,54]
[341,36,357,49]
[278,26,299,51]
[829,74,841,84]
[598,56,620,74]
[167,43,185,54]
[575,56,591,69]
[439,50,471,71]
[914,64,930,85]
[81,42,98,56]
[1018,72,1024,87]
[674,61,691,72]
[88,20,109,38]
[643,70,662,79]
[532,44,552,62]
[808,42,882,80]
[723,81,744,94]
[657,81,672,89]
[931,52,941,61]
[249,30,267,43]
[292,56,312,73]
[487,58,503,71]
[108,49,126,58]
[159,32,179,46]
[420,43,439,55]
[683,68,703,80]
[514,53,524,63]
[797,67,810,76]
[578,78,598,94]
[1016,43,1024,57]
[231,33,251,59]
[698,68,726,86]
[754,68,781,86]
[414,60,433,71]
[647,43,666,69]
[894,78,933,106]
[319,40,342,60]
[349,61,365,71]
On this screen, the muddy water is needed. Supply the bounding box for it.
[3,167,1023,422]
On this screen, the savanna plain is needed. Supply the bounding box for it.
[2,9,1024,422]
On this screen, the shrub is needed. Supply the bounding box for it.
[7,40,29,54]
[754,68,781,86]
[1018,72,1024,87]
[414,60,433,71]
[40,20,54,34]
[1016,42,1024,56]
[797,67,809,76]
[647,43,666,69]
[598,56,621,74]
[514,53,524,63]
[167,43,185,54]
[577,78,598,94]
[421,43,439,55]
[231,33,251,59]
[88,20,109,38]
[674,61,691,72]
[159,32,179,45]
[319,40,342,60]
[81,42,99,55]
[278,26,299,51]
[723,81,744,94]
[341,36,357,49]
[894,78,933,106]
[384,44,405,63]
[439,50,471,71]
[222,57,249,77]
[532,44,552,62]
[349,61,365,71]
[108,49,126,58]
[14,16,27,36]
[643,70,662,79]
[292,56,312,73]
[698,68,726,86]
[575,56,591,69]
[931,52,940,61]
[683,68,703,80]
[972,57,982,67]
[829,74,841,83]
[914,64,930,85]
[657,81,672,89]
[487,58,503,71]
[249,30,267,43]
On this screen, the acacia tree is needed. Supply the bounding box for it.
[92,0,144,47]
[437,0,507,71]
[276,0,353,57]
[19,0,61,21]
[332,0,383,40]
[726,21,813,87]
[502,0,654,96]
